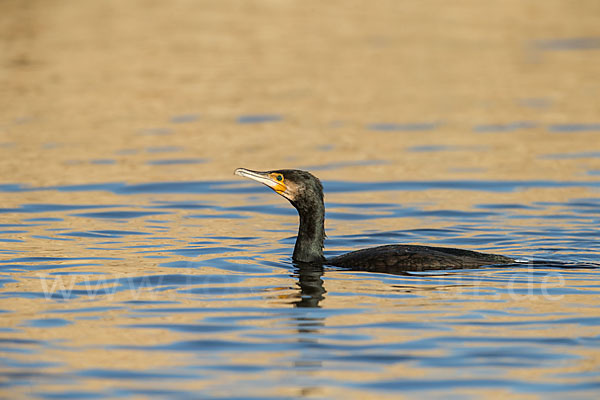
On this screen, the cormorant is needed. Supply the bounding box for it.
[235,168,514,272]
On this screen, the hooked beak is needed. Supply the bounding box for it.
[234,168,288,197]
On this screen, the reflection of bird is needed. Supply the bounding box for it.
[235,168,514,272]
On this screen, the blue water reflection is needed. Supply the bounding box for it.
[474,121,536,133]
[548,124,600,133]
[1,174,599,399]
[3,178,600,196]
[533,37,600,51]
[237,114,283,124]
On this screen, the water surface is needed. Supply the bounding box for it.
[1,173,599,399]
[2,1,600,398]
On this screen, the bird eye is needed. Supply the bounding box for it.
[276,174,283,182]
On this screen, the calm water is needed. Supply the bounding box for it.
[1,161,599,399]
[2,1,600,398]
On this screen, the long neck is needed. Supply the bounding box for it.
[292,199,326,264]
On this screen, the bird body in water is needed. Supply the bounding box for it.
[235,168,514,272]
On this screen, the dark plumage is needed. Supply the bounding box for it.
[235,168,514,272]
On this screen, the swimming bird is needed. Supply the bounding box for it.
[235,168,514,272]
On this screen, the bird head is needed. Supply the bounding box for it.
[234,168,323,209]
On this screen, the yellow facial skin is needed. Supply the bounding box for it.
[235,168,292,199]
[268,173,287,195]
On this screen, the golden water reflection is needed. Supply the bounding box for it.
[1,0,600,398]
